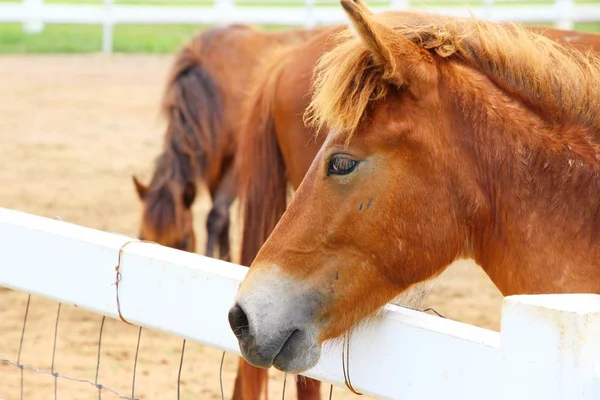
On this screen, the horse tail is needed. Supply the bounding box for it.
[236,45,296,267]
[161,31,224,182]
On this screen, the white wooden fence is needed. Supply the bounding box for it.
[1,205,600,399]
[1,0,600,53]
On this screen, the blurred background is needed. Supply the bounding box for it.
[1,0,599,53]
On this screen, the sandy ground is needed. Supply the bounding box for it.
[0,54,504,399]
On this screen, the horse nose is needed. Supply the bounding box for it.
[228,303,250,341]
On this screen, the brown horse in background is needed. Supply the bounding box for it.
[133,23,320,259]
[231,0,600,374]
[132,24,325,400]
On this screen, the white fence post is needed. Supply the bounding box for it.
[500,294,600,400]
[555,0,575,30]
[305,0,315,29]
[215,0,235,26]
[22,0,44,34]
[102,0,114,54]
[390,0,409,11]
[483,0,494,20]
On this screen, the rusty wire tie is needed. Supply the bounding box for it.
[341,331,363,396]
[113,238,157,325]
[340,305,447,396]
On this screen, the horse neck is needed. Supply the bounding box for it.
[442,62,600,296]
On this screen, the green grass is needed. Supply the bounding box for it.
[113,24,208,52]
[0,23,205,52]
[575,22,600,32]
[0,23,103,52]
[0,22,314,53]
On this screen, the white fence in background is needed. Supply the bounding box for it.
[2,206,600,399]
[0,0,599,53]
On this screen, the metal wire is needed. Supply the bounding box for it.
[338,305,447,396]
[17,294,31,400]
[341,333,362,396]
[0,358,139,399]
[131,327,143,399]
[95,316,106,400]
[177,339,186,400]
[1,302,139,400]
[0,220,184,400]
[281,373,287,399]
[114,240,141,326]
[402,305,448,319]
[51,303,62,400]
[219,352,226,400]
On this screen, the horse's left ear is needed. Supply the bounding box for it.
[182,181,196,209]
[132,175,148,200]
[340,0,437,96]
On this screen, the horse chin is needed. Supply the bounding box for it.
[272,328,321,373]
[238,326,321,373]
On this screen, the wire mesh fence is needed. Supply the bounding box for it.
[1,292,170,399]
[0,289,312,399]
[0,289,237,399]
[0,285,448,399]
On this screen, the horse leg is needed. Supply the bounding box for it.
[206,165,236,261]
[231,358,269,400]
[296,375,322,400]
[205,218,218,259]
[205,190,218,259]
[218,211,232,262]
[216,168,237,262]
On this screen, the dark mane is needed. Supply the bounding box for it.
[306,12,600,147]
[156,26,241,186]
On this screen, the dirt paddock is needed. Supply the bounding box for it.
[0,54,503,399]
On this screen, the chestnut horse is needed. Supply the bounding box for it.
[132,24,324,400]
[236,20,600,268]
[230,0,600,376]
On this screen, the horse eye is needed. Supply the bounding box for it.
[327,156,358,176]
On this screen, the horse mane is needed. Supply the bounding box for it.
[235,42,299,266]
[160,27,228,178]
[306,12,600,145]
[156,25,254,190]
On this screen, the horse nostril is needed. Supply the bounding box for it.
[228,303,250,341]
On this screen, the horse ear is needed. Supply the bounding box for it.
[132,175,148,200]
[339,0,437,95]
[340,0,392,67]
[182,181,196,209]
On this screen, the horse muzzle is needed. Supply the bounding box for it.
[228,270,322,373]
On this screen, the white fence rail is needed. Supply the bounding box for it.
[1,0,600,53]
[1,206,600,399]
